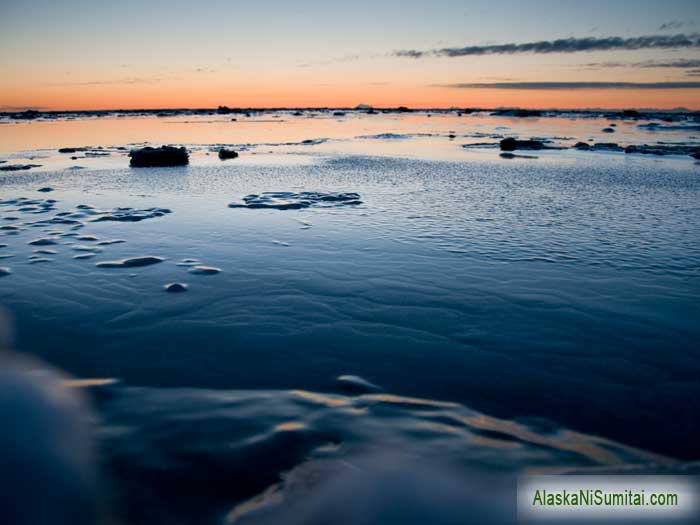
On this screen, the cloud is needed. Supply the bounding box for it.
[440,81,700,90]
[296,54,363,68]
[395,50,425,58]
[395,33,700,58]
[659,21,684,31]
[585,58,700,69]
[46,78,159,86]
[688,69,700,77]
[45,74,177,87]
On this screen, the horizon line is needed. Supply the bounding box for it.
[2,105,699,114]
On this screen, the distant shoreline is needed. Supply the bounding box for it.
[2,106,699,120]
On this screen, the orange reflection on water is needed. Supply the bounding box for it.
[0,111,651,154]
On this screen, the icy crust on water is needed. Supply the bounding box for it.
[80,382,671,525]
[228,192,362,210]
[1,154,699,463]
[91,206,172,222]
[0,197,171,228]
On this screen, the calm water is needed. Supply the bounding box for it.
[1,111,699,524]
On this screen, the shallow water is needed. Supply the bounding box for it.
[1,111,700,522]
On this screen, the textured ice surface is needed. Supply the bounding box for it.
[1,153,698,462]
[91,206,172,222]
[229,192,362,210]
[1,114,700,472]
[70,381,675,525]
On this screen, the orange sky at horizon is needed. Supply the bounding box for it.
[3,2,700,113]
[3,83,699,111]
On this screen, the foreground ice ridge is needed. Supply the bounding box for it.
[58,379,675,525]
[229,192,362,210]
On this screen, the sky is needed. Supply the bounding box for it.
[1,0,700,110]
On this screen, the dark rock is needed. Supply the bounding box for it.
[638,122,700,132]
[164,282,188,292]
[500,152,538,159]
[573,142,624,152]
[591,143,623,152]
[11,110,40,120]
[491,108,542,118]
[602,127,615,133]
[499,138,546,151]
[624,144,700,157]
[461,142,501,148]
[218,148,238,160]
[58,147,86,154]
[37,187,54,193]
[129,146,189,167]
[0,267,11,277]
[0,164,41,171]
[619,110,640,118]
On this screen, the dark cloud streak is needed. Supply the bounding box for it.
[396,33,700,58]
[441,81,700,90]
[659,21,684,31]
[585,58,700,69]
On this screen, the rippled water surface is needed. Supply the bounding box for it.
[1,111,699,523]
